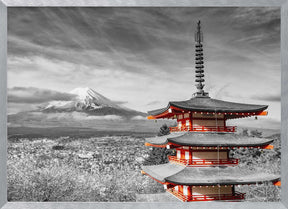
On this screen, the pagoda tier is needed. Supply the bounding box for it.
[142,163,280,185]
[147,97,268,133]
[147,97,268,120]
[141,21,280,202]
[144,133,273,167]
[141,164,280,202]
[145,132,274,148]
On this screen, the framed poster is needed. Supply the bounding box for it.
[0,0,287,209]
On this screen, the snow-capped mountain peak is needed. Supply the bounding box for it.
[69,87,118,108]
[39,87,146,117]
[40,87,147,117]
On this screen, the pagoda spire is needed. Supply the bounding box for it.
[194,20,209,97]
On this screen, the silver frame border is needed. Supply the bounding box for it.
[0,0,287,209]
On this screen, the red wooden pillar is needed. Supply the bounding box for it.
[179,185,184,201]
[181,149,185,160]
[190,113,193,131]
[186,185,192,201]
[189,147,192,164]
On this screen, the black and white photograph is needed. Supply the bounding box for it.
[7,7,281,202]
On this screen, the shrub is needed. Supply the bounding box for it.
[52,145,65,150]
[241,128,249,136]
[157,124,170,136]
[250,130,262,138]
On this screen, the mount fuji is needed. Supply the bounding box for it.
[40,87,146,118]
[8,87,172,134]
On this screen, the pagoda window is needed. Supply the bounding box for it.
[178,114,183,120]
[174,185,179,191]
[178,121,182,128]
[193,119,224,127]
[185,151,190,160]
[192,112,224,119]
[177,150,181,159]
[192,151,228,160]
[192,186,232,196]
[184,113,190,118]
[183,185,189,196]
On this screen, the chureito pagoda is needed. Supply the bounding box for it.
[141,21,280,202]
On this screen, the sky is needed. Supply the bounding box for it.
[7,7,281,129]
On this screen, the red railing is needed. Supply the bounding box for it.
[169,126,236,133]
[167,189,245,202]
[168,156,239,166]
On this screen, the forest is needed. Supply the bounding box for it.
[7,127,280,202]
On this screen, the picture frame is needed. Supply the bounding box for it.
[0,0,287,209]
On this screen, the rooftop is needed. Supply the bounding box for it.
[145,132,273,147]
[148,97,268,117]
[142,163,280,185]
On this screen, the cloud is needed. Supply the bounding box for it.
[32,111,124,121]
[85,114,123,120]
[7,7,280,116]
[8,8,279,76]
[254,94,281,102]
[146,100,161,106]
[230,116,280,130]
[8,87,76,104]
[131,115,147,120]
[111,100,128,105]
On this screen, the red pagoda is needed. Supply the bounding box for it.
[141,21,280,202]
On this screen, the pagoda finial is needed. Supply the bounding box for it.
[194,20,209,97]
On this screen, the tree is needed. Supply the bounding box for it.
[157,124,170,136]
[250,129,262,138]
[143,124,172,165]
[241,128,249,137]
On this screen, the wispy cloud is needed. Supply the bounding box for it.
[8,87,76,104]
[45,112,124,121]
[7,7,280,129]
[254,94,281,102]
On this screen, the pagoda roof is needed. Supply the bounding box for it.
[148,96,268,116]
[142,163,280,185]
[145,132,273,147]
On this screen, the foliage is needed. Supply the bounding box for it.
[142,147,174,166]
[229,133,281,201]
[7,133,281,202]
[250,129,263,138]
[7,136,163,202]
[157,124,170,136]
[143,124,172,165]
[241,128,249,137]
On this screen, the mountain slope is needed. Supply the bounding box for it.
[41,87,146,117]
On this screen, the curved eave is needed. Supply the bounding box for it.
[166,166,280,186]
[145,133,274,148]
[145,133,185,146]
[168,138,274,147]
[166,175,280,186]
[142,163,280,186]
[147,97,268,119]
[142,163,184,183]
[147,104,184,119]
[148,106,170,117]
[170,102,268,114]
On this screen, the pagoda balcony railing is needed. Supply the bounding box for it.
[169,126,236,133]
[168,156,239,166]
[167,188,245,202]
